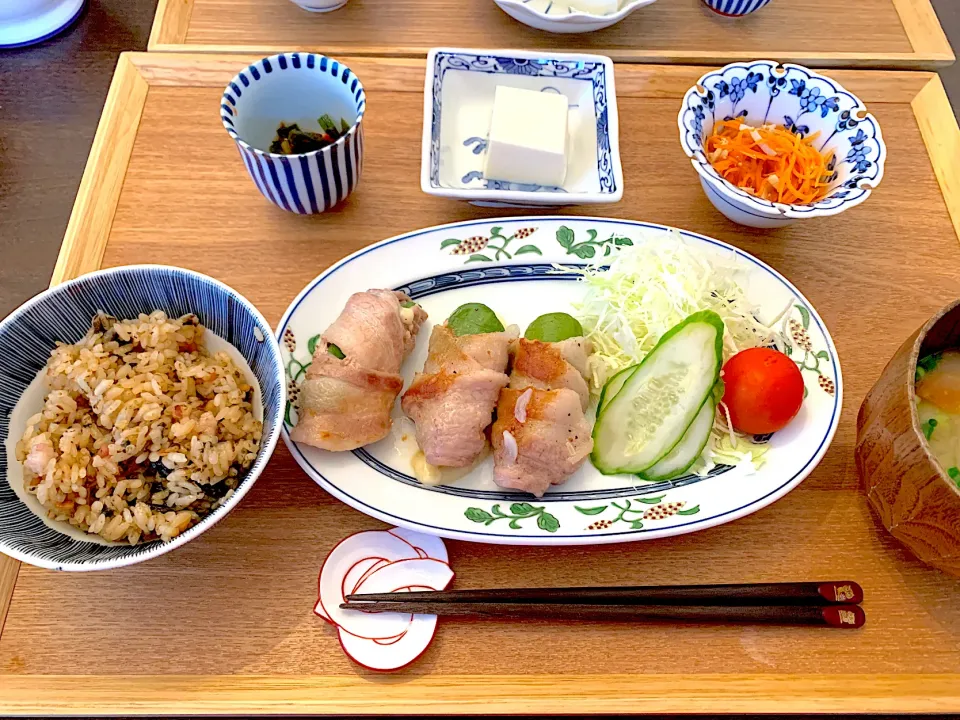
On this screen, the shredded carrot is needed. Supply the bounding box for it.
[704,120,834,204]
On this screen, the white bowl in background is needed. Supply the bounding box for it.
[0,0,85,48]
[493,0,657,34]
[421,48,623,208]
[288,0,349,11]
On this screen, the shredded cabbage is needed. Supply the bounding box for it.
[569,229,789,474]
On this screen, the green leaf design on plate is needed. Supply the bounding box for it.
[796,304,811,330]
[613,236,633,247]
[949,467,960,488]
[510,502,536,515]
[570,244,596,259]
[556,226,575,250]
[465,507,494,524]
[515,244,543,256]
[816,350,830,360]
[579,495,704,531]
[464,503,560,532]
[307,334,321,356]
[575,505,607,516]
[440,238,461,249]
[538,512,560,533]
[465,254,492,263]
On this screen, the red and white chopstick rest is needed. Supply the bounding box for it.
[314,527,453,671]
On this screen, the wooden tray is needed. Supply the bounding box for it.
[2,52,960,714]
[148,0,955,69]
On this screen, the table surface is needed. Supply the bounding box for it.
[2,53,960,714]
[149,0,954,70]
[0,0,957,325]
[0,0,158,318]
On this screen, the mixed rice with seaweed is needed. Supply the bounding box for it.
[15,311,262,545]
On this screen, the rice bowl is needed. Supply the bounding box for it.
[0,265,284,571]
[17,311,263,545]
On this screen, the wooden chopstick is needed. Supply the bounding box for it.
[345,581,863,606]
[338,601,865,628]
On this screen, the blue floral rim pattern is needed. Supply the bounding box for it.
[427,50,617,195]
[678,61,886,219]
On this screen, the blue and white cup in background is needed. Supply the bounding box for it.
[702,0,771,16]
[220,53,366,215]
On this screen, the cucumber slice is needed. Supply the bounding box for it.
[640,395,716,481]
[597,364,639,417]
[591,310,724,475]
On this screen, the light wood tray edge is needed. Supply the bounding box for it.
[1,673,960,714]
[145,0,955,68]
[0,52,149,641]
[913,74,960,243]
[2,53,960,713]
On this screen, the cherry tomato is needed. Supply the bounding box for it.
[721,347,804,435]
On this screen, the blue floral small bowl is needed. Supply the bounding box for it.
[678,61,886,228]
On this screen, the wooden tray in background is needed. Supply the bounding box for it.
[2,53,960,714]
[148,0,955,69]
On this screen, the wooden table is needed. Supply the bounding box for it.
[2,53,960,714]
[149,0,955,69]
[0,0,159,320]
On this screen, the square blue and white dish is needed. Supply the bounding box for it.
[420,48,623,207]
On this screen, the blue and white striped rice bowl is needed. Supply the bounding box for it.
[0,266,285,571]
[702,0,771,16]
[221,53,366,214]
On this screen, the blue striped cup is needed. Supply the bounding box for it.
[702,0,771,16]
[221,53,366,214]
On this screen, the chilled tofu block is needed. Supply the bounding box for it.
[483,86,568,188]
[569,0,620,13]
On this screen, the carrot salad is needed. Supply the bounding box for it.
[704,120,834,205]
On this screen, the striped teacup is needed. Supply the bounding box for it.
[221,53,366,214]
[702,0,771,16]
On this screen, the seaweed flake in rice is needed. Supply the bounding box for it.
[15,311,263,545]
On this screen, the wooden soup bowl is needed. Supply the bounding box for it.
[856,299,960,576]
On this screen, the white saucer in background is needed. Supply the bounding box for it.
[0,0,85,49]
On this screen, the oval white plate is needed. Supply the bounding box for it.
[278,217,841,545]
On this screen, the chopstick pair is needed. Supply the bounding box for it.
[341,581,866,629]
